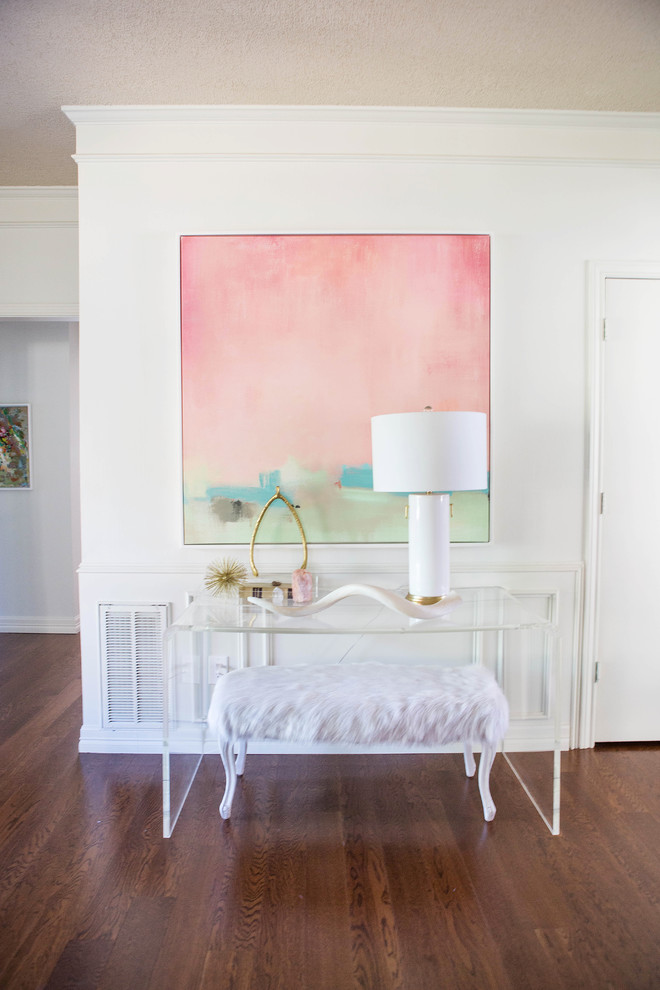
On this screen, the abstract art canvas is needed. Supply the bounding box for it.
[181,234,489,545]
[0,405,31,489]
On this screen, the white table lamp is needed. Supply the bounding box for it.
[371,409,487,603]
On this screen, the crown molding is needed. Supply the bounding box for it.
[62,106,660,168]
[62,105,660,130]
[71,151,659,169]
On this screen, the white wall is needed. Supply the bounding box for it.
[0,189,80,632]
[0,321,80,630]
[0,188,78,318]
[64,107,660,751]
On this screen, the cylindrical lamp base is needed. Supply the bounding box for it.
[406,493,451,603]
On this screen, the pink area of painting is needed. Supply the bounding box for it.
[181,234,489,489]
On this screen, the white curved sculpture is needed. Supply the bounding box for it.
[248,583,462,619]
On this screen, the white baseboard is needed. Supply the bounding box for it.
[78,725,163,754]
[0,615,80,633]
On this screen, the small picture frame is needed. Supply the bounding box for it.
[0,404,32,489]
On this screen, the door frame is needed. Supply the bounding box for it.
[583,260,660,747]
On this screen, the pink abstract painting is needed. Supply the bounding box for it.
[181,234,489,545]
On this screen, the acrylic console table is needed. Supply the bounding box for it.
[162,586,561,837]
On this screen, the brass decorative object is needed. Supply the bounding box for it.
[249,486,308,577]
[204,557,248,597]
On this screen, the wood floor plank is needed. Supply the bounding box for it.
[0,634,81,744]
[44,933,115,990]
[97,895,175,990]
[1,633,659,989]
[385,756,512,989]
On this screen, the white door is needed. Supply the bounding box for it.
[595,276,660,741]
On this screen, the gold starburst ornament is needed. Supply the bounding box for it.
[204,558,248,597]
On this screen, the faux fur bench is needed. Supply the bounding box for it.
[207,661,509,823]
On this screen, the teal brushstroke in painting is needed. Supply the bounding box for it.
[207,469,281,503]
[340,464,373,489]
[259,469,282,489]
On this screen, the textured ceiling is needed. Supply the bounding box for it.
[2,0,660,185]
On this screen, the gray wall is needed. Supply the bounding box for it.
[0,320,79,630]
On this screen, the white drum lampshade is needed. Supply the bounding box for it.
[371,410,487,603]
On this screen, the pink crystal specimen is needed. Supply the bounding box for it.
[292,568,314,603]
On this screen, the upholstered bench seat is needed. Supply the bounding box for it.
[207,661,509,823]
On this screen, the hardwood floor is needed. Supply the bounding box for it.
[0,633,658,989]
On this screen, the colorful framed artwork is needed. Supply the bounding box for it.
[0,404,32,490]
[181,234,490,545]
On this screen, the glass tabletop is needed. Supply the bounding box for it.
[166,585,557,637]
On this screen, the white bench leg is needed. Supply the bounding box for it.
[478,744,497,822]
[219,739,237,820]
[221,737,498,822]
[235,738,247,776]
[463,742,476,778]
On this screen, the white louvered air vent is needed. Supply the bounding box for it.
[100,603,168,727]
